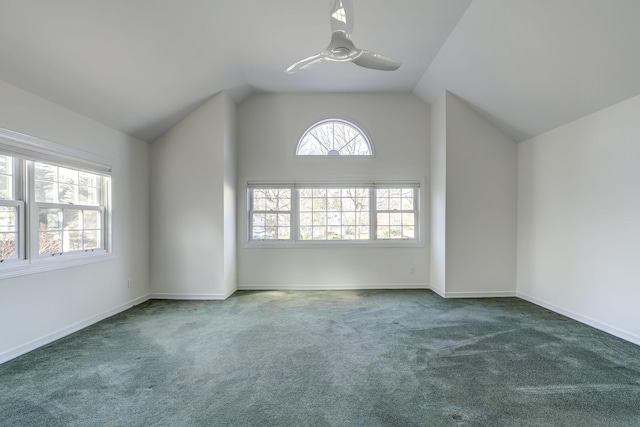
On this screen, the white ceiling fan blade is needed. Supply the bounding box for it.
[286,54,326,74]
[330,0,354,36]
[352,50,402,71]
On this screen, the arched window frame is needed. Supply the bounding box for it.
[295,118,375,157]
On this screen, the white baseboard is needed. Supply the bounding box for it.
[237,283,430,291]
[150,289,236,300]
[443,290,517,299]
[517,291,640,346]
[0,294,151,365]
[429,286,445,298]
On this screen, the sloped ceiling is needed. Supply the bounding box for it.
[416,0,640,141]
[0,0,471,142]
[0,0,639,143]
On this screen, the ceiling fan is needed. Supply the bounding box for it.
[286,0,402,73]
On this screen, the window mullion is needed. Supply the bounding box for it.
[291,187,299,241]
[16,158,26,260]
[102,177,111,252]
[370,187,377,241]
[412,188,419,241]
[26,161,40,260]
[248,188,254,244]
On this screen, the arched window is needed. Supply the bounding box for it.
[296,119,373,156]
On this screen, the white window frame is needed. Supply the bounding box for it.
[245,180,423,248]
[0,127,113,279]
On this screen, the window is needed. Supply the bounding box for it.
[0,127,112,276]
[296,119,373,156]
[299,188,370,240]
[250,188,291,240]
[33,162,107,255]
[376,188,416,240]
[247,183,419,244]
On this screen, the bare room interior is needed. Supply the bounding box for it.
[1,0,639,425]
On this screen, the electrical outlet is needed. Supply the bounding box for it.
[409,266,415,275]
[127,279,133,288]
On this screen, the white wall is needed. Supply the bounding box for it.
[445,93,518,296]
[151,92,236,299]
[429,94,447,296]
[236,93,430,289]
[517,93,640,344]
[0,80,150,363]
[429,92,518,297]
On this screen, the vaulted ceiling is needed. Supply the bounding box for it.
[1,0,639,143]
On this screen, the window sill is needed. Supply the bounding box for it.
[244,240,424,249]
[0,252,115,280]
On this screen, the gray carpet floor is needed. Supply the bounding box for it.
[1,290,640,426]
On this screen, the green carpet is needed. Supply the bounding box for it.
[1,290,640,426]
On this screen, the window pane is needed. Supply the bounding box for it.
[327,212,341,226]
[0,206,16,232]
[299,196,313,211]
[390,213,403,226]
[389,196,401,211]
[40,209,62,230]
[63,230,82,252]
[253,195,266,211]
[0,205,17,259]
[83,210,99,229]
[0,155,13,200]
[35,163,56,181]
[327,226,342,239]
[35,181,56,203]
[265,214,277,227]
[299,227,312,240]
[265,196,277,211]
[403,213,415,227]
[83,230,100,249]
[79,172,97,187]
[357,226,370,240]
[0,232,16,259]
[58,183,77,204]
[357,212,369,225]
[299,212,312,226]
[313,212,326,226]
[63,209,81,230]
[0,155,12,175]
[252,226,266,240]
[342,212,355,225]
[390,226,403,239]
[403,226,415,239]
[278,227,290,240]
[35,162,102,206]
[0,175,12,200]
[39,231,62,254]
[58,167,78,185]
[79,186,98,205]
[312,227,326,240]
